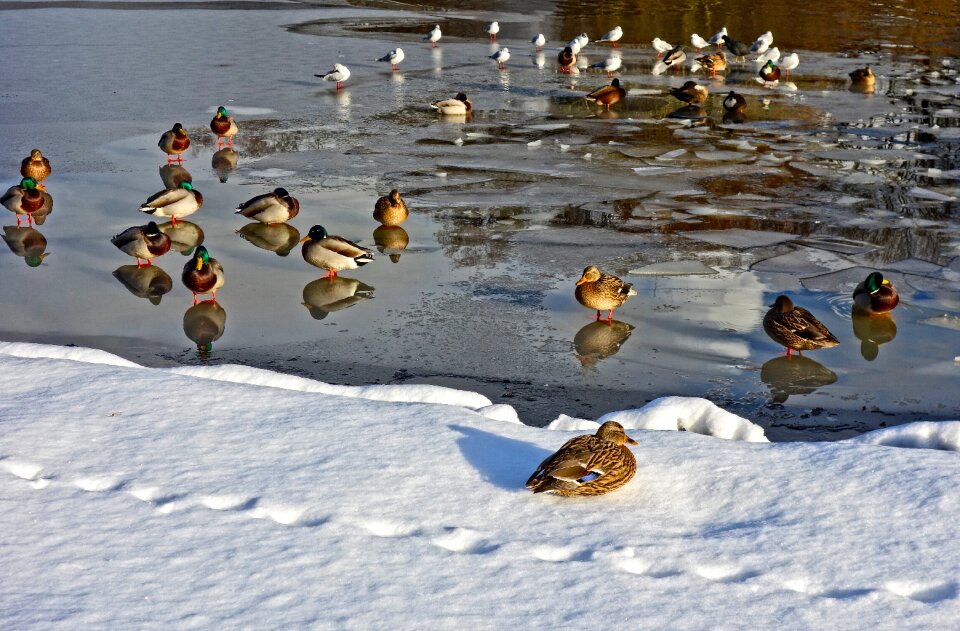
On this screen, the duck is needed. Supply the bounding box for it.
[721,35,751,62]
[531,33,546,50]
[853,271,899,315]
[235,187,300,224]
[490,47,510,69]
[723,90,747,111]
[585,78,626,109]
[20,149,51,187]
[209,106,238,147]
[690,33,709,52]
[670,80,708,104]
[575,265,637,321]
[652,37,673,57]
[485,21,499,40]
[696,51,727,75]
[111,221,172,267]
[759,60,781,83]
[1,178,46,227]
[849,66,876,86]
[557,46,577,73]
[373,189,409,226]
[139,181,203,225]
[158,123,190,163]
[424,24,441,47]
[597,26,622,48]
[763,295,839,356]
[182,245,224,304]
[590,56,622,77]
[780,52,799,78]
[377,47,405,71]
[112,264,173,305]
[525,421,638,497]
[316,63,350,90]
[2,226,48,267]
[301,224,374,279]
[661,44,686,68]
[708,27,728,47]
[430,92,472,115]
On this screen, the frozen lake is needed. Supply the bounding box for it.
[1,0,958,439]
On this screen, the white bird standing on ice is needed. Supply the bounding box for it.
[574,32,590,50]
[486,21,500,40]
[755,46,780,65]
[531,33,546,49]
[424,25,441,47]
[597,26,623,48]
[652,37,673,57]
[377,48,405,71]
[590,56,622,77]
[315,63,350,90]
[566,37,582,55]
[780,52,799,77]
[691,33,709,52]
[490,47,510,69]
[708,27,727,47]
[750,31,773,54]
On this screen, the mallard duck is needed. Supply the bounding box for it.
[759,60,781,83]
[158,123,190,163]
[301,224,374,279]
[691,33,709,52]
[237,223,301,257]
[557,46,577,73]
[662,44,686,68]
[377,47,405,71]
[235,187,299,224]
[113,264,173,305]
[2,178,46,227]
[526,421,638,497]
[111,221,172,267]
[139,181,203,225]
[21,149,51,186]
[316,63,350,90]
[780,52,799,78]
[697,51,727,75]
[210,106,238,147]
[183,300,226,354]
[670,80,708,104]
[575,265,637,321]
[723,90,747,111]
[849,66,876,86]
[853,271,899,315]
[372,225,409,263]
[708,27,727,47]
[590,56,622,77]
[585,78,626,109]
[531,33,546,50]
[2,226,48,267]
[430,92,472,115]
[490,47,510,69]
[652,37,673,57]
[597,26,622,48]
[485,21,499,40]
[722,35,751,62]
[182,245,224,304]
[302,276,375,320]
[373,189,409,226]
[424,24,442,47]
[763,295,839,356]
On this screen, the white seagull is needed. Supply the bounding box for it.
[315,63,350,90]
[597,26,623,47]
[377,48,405,71]
[574,32,590,49]
[780,52,799,77]
[566,37,582,55]
[590,56,622,77]
[490,47,510,69]
[531,33,546,49]
[486,21,499,40]
[754,46,780,65]
[708,27,728,47]
[750,31,773,54]
[652,37,673,57]
[424,25,441,47]
[691,33,710,52]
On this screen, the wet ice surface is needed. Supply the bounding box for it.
[1,3,959,440]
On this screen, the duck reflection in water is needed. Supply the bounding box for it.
[373,225,409,263]
[302,276,374,320]
[158,220,204,256]
[159,164,192,189]
[573,319,635,368]
[237,223,301,257]
[667,105,707,120]
[852,308,897,361]
[183,300,226,357]
[3,225,49,267]
[112,264,173,305]
[212,147,239,183]
[760,355,837,403]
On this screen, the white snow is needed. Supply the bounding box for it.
[2,343,960,629]
[849,421,960,451]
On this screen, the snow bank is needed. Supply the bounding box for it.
[0,341,140,367]
[848,421,960,451]
[548,397,769,442]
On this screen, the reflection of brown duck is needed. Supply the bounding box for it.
[2,225,48,267]
[763,296,839,356]
[852,309,897,361]
[183,300,226,355]
[373,225,409,263]
[212,147,239,182]
[301,276,374,320]
[158,220,204,256]
[159,164,192,189]
[112,264,173,305]
[574,319,635,368]
[670,81,708,104]
[760,355,838,403]
[237,223,301,256]
[849,66,876,87]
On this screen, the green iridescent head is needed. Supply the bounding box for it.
[217,106,228,117]
[180,181,193,191]
[20,177,37,190]
[194,245,210,266]
[865,272,885,294]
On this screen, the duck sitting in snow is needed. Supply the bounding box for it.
[575,265,636,321]
[526,421,638,497]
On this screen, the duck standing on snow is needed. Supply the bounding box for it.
[139,181,203,225]
[377,47,405,71]
[430,92,472,115]
[158,123,190,163]
[301,224,374,279]
[557,46,577,73]
[670,80,708,104]
[373,189,409,226]
[531,33,546,50]
[316,63,350,90]
[690,33,709,52]
[590,56,622,77]
[235,188,300,225]
[853,272,899,315]
[652,37,673,57]
[575,265,637,321]
[597,26,622,48]
[486,21,499,40]
[21,149,51,187]
[209,106,238,148]
[490,47,510,69]
[424,24,441,47]
[763,295,839,356]
[182,245,225,304]
[584,78,626,109]
[111,221,172,267]
[526,421,638,497]
[759,60,781,83]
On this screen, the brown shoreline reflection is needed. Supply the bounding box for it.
[237,223,301,256]
[852,310,897,361]
[373,225,409,263]
[302,277,374,320]
[760,355,838,403]
[158,220,204,256]
[183,299,226,356]
[574,319,635,368]
[3,226,49,267]
[113,264,173,305]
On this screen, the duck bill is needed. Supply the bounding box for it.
[575,276,588,286]
[882,279,890,286]
[195,259,203,270]
[299,236,312,244]
[626,436,638,445]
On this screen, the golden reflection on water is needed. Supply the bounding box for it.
[113,264,174,305]
[237,223,301,257]
[573,319,635,368]
[183,300,227,356]
[760,355,838,403]
[2,226,49,267]
[851,311,898,361]
[302,277,375,320]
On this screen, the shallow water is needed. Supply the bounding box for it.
[1,1,958,440]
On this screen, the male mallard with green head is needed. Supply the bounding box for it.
[853,271,898,315]
[373,189,409,226]
[575,265,637,321]
[526,421,638,497]
[210,106,238,148]
[759,60,781,83]
[235,188,300,225]
[430,92,472,116]
[182,245,224,304]
[139,181,203,225]
[763,295,839,356]
[111,221,172,267]
[159,123,191,163]
[301,225,374,279]
[2,178,45,227]
[21,149,51,187]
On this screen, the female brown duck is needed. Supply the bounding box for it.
[763,295,839,356]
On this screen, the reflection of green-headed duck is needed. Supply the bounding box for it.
[182,245,224,304]
[2,226,48,267]
[853,272,898,315]
[210,106,238,147]
[139,181,202,225]
[763,295,839,356]
[2,178,44,227]
[183,300,226,355]
[300,225,374,279]
[159,122,191,162]
[111,221,171,267]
